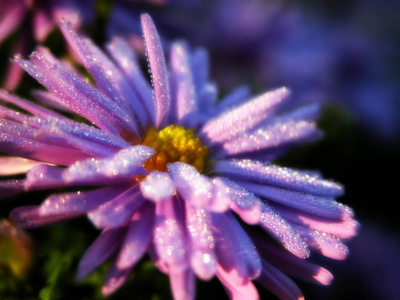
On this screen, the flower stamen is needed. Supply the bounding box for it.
[142,125,208,172]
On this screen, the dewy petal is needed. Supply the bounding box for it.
[0,157,44,175]
[239,182,349,221]
[185,206,217,280]
[14,53,137,138]
[153,197,189,272]
[59,20,149,131]
[141,14,171,127]
[62,145,155,185]
[200,87,290,144]
[106,38,155,124]
[257,259,304,300]
[209,178,232,213]
[76,226,127,281]
[140,170,176,203]
[212,212,261,283]
[0,179,25,199]
[116,203,154,269]
[213,159,343,197]
[168,162,213,208]
[170,42,198,128]
[215,120,320,158]
[88,185,146,228]
[221,179,262,225]
[258,200,310,259]
[39,186,129,216]
[295,226,349,260]
[216,264,260,300]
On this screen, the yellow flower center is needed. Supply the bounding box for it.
[142,125,208,173]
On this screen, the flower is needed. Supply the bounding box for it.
[0,0,95,90]
[0,14,358,299]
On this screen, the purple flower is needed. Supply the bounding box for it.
[0,14,358,299]
[0,0,95,90]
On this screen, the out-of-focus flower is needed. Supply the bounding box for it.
[108,0,400,138]
[0,0,95,90]
[0,14,358,299]
[0,219,32,277]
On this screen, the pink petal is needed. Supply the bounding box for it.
[0,157,44,175]
[169,268,196,300]
[216,264,260,300]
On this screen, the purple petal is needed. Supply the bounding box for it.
[141,14,171,127]
[9,206,81,229]
[213,159,344,197]
[102,260,133,296]
[185,206,217,280]
[116,203,154,269]
[0,179,25,199]
[39,186,129,216]
[238,181,351,221]
[153,197,189,271]
[140,171,176,202]
[216,264,259,300]
[88,185,146,228]
[257,259,304,300]
[14,53,137,138]
[76,226,127,281]
[61,145,155,185]
[167,162,213,208]
[258,200,310,259]
[215,119,320,158]
[200,87,290,144]
[106,38,155,124]
[0,89,66,119]
[59,21,148,131]
[33,5,54,42]
[170,42,198,128]
[212,212,261,283]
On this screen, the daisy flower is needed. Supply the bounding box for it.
[0,14,358,300]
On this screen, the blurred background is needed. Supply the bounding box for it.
[1,0,399,299]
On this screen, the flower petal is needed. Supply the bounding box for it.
[88,185,146,228]
[141,14,171,127]
[0,157,44,175]
[140,170,176,203]
[212,212,261,283]
[213,159,343,197]
[216,264,259,300]
[200,87,290,144]
[170,42,198,128]
[169,268,196,300]
[76,226,127,281]
[168,162,213,208]
[116,203,155,269]
[185,206,217,280]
